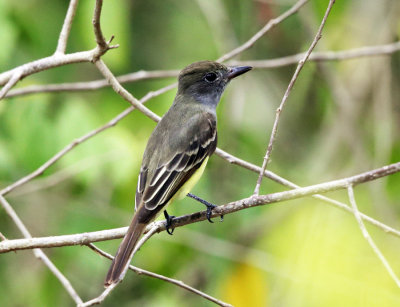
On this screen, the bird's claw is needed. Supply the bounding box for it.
[206,204,216,223]
[205,203,223,223]
[164,210,175,235]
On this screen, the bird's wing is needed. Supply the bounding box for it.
[135,112,217,212]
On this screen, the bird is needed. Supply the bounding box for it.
[104,60,252,287]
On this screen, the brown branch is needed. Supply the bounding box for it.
[2,161,399,254]
[0,195,83,304]
[253,0,336,195]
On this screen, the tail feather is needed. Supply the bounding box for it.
[104,215,146,287]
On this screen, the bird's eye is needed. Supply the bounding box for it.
[204,72,218,83]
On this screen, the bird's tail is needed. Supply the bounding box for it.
[104,214,146,287]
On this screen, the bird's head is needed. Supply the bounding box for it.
[177,61,252,108]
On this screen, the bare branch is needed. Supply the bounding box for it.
[215,148,400,239]
[5,41,400,99]
[92,0,107,50]
[0,50,99,87]
[2,162,399,254]
[94,60,161,121]
[0,0,114,100]
[55,0,79,54]
[253,0,336,195]
[85,244,233,307]
[78,284,115,307]
[347,185,400,288]
[80,226,161,307]
[0,196,83,304]
[231,41,400,68]
[217,0,309,62]
[2,0,303,100]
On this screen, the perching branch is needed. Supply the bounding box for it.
[2,161,399,254]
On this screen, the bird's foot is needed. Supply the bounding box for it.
[187,193,223,223]
[164,210,176,235]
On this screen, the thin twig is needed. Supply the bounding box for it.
[347,185,400,288]
[9,152,118,197]
[0,196,83,304]
[79,227,159,306]
[86,244,232,307]
[5,69,179,98]
[231,41,400,68]
[217,0,309,62]
[94,60,161,122]
[253,0,336,195]
[55,0,80,54]
[92,0,107,50]
[0,0,114,91]
[78,284,116,307]
[2,162,400,254]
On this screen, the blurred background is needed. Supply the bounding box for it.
[1,0,400,306]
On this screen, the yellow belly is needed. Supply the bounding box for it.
[167,156,209,205]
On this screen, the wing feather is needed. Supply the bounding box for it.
[135,112,217,212]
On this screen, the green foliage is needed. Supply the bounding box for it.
[1,0,400,306]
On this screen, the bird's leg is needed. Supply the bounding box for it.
[187,193,223,223]
[163,210,176,235]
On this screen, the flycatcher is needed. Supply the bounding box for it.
[105,61,252,287]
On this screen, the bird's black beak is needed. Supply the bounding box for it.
[227,66,252,80]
